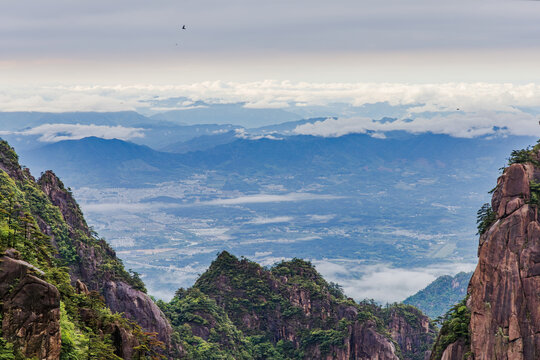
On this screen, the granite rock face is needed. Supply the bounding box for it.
[386,306,435,360]
[437,161,540,359]
[468,163,540,359]
[194,252,404,360]
[440,339,467,360]
[0,251,61,360]
[38,170,175,352]
[103,280,174,344]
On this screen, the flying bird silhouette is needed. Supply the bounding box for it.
[182,25,186,30]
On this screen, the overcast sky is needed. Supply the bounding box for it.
[2,0,540,84]
[2,0,540,137]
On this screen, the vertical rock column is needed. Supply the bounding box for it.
[468,163,540,359]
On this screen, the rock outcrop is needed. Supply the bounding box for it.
[190,252,405,360]
[468,162,540,359]
[37,170,175,352]
[103,280,173,344]
[385,305,436,360]
[436,160,540,359]
[0,250,61,359]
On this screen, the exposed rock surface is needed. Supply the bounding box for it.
[194,252,402,360]
[437,161,540,359]
[439,339,467,360]
[103,280,173,344]
[39,170,91,236]
[468,162,540,359]
[37,170,175,351]
[0,251,61,359]
[385,305,436,360]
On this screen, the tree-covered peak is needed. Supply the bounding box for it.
[271,258,319,279]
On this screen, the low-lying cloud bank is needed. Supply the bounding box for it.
[0,123,145,142]
[313,259,476,304]
[2,81,540,138]
[293,111,540,138]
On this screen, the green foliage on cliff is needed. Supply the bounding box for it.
[158,288,252,360]
[507,147,537,166]
[404,272,472,320]
[528,180,540,206]
[476,203,496,235]
[60,301,89,360]
[0,139,161,359]
[0,338,16,360]
[430,297,471,360]
[160,251,419,360]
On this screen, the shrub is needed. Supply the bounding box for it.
[476,203,496,235]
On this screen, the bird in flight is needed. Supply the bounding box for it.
[182,25,186,30]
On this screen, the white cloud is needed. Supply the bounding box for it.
[239,236,320,245]
[248,216,294,225]
[195,192,343,206]
[381,228,455,241]
[0,123,145,142]
[234,128,283,140]
[80,202,151,213]
[308,214,336,222]
[294,110,540,138]
[2,82,540,129]
[313,259,477,304]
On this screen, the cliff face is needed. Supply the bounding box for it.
[433,151,540,359]
[0,139,172,359]
[385,305,436,360]
[162,251,434,360]
[0,251,61,359]
[37,170,175,352]
[467,162,540,359]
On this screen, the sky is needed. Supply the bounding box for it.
[2,0,540,84]
[2,1,540,134]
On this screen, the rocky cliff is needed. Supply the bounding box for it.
[384,304,436,360]
[433,146,540,359]
[0,139,169,359]
[0,250,60,359]
[468,161,540,358]
[38,170,175,352]
[161,251,435,360]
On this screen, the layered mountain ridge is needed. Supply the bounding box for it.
[0,138,435,359]
[2,135,539,359]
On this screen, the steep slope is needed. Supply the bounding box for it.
[37,169,175,354]
[0,139,171,359]
[432,143,540,359]
[383,304,437,360]
[404,272,472,319]
[161,251,436,360]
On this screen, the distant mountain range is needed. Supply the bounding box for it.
[17,131,536,188]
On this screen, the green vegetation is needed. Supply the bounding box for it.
[60,302,88,359]
[381,304,436,360]
[476,203,496,235]
[431,297,471,360]
[404,272,472,319]
[507,147,538,166]
[0,140,162,359]
[158,288,252,360]
[528,180,540,206]
[0,338,16,360]
[158,251,409,359]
